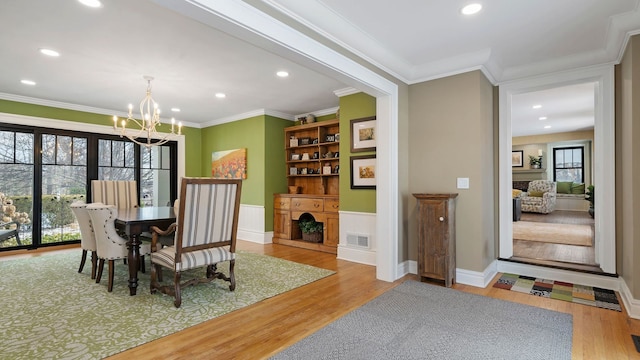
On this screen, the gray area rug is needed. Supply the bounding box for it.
[272,280,572,360]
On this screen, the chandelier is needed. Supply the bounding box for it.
[112,76,181,147]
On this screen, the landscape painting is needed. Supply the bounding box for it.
[212,148,247,179]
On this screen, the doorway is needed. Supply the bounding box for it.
[498,65,616,274]
[509,83,599,272]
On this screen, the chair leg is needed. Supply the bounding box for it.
[229,259,236,291]
[174,271,182,308]
[78,249,88,273]
[107,259,115,292]
[90,252,98,280]
[96,259,105,284]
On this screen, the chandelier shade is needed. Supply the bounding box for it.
[113,76,181,147]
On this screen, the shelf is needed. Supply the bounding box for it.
[287,159,321,164]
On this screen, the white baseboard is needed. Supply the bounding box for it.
[402,260,496,288]
[337,245,376,266]
[617,277,640,319]
[238,229,273,244]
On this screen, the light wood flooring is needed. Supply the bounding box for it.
[3,241,639,359]
[512,210,603,273]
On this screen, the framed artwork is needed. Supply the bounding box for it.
[350,116,376,152]
[350,155,376,189]
[512,150,524,167]
[211,148,247,179]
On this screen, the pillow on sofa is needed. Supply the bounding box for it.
[556,181,572,194]
[529,190,545,197]
[571,183,585,194]
[512,189,522,198]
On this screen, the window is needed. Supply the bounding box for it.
[553,146,584,183]
[0,123,178,251]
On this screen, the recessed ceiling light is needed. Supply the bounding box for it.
[532,104,542,109]
[171,108,181,112]
[544,125,552,129]
[78,0,102,8]
[538,116,547,120]
[276,71,289,77]
[461,3,482,15]
[39,48,60,57]
[215,93,226,99]
[21,79,36,86]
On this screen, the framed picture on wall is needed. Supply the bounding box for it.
[350,116,376,152]
[350,155,376,189]
[512,150,524,167]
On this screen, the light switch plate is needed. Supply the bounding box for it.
[457,177,469,189]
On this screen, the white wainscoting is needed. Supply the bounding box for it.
[237,204,272,244]
[338,211,377,265]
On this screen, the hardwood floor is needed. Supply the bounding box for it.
[513,210,603,273]
[3,242,639,359]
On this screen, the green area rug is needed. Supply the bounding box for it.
[494,273,621,311]
[0,250,334,360]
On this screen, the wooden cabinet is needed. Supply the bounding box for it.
[413,193,458,287]
[273,119,341,254]
[273,194,339,254]
[285,119,340,195]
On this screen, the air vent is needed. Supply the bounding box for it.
[346,233,369,249]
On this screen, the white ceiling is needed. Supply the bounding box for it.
[2,0,640,134]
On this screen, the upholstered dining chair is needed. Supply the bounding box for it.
[69,201,98,279]
[86,203,151,292]
[149,178,242,308]
[91,180,138,209]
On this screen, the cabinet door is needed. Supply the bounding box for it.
[417,199,448,279]
[273,209,291,239]
[324,213,339,247]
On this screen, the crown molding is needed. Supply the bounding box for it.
[201,109,296,128]
[0,92,201,129]
[333,87,360,97]
[295,106,339,119]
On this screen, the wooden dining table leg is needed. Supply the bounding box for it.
[127,233,141,296]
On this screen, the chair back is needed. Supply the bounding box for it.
[527,180,556,194]
[175,178,242,257]
[91,180,138,209]
[86,203,127,260]
[69,201,97,252]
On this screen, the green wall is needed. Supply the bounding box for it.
[0,99,202,177]
[339,93,377,213]
[200,114,291,231]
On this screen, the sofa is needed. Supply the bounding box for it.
[520,180,557,214]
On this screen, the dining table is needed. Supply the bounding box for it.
[114,206,176,295]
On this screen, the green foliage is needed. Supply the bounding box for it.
[41,232,80,244]
[298,218,323,234]
[585,185,594,207]
[528,155,542,166]
[41,195,83,229]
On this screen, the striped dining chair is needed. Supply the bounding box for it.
[91,180,138,209]
[148,177,242,308]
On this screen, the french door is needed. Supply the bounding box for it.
[0,123,177,251]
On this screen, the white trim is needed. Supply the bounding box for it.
[403,260,497,288]
[337,245,376,266]
[333,87,360,97]
[619,278,640,319]
[498,65,616,273]
[237,204,271,244]
[497,260,620,291]
[295,106,339,119]
[158,0,400,282]
[0,92,200,129]
[201,109,295,128]
[0,112,187,181]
